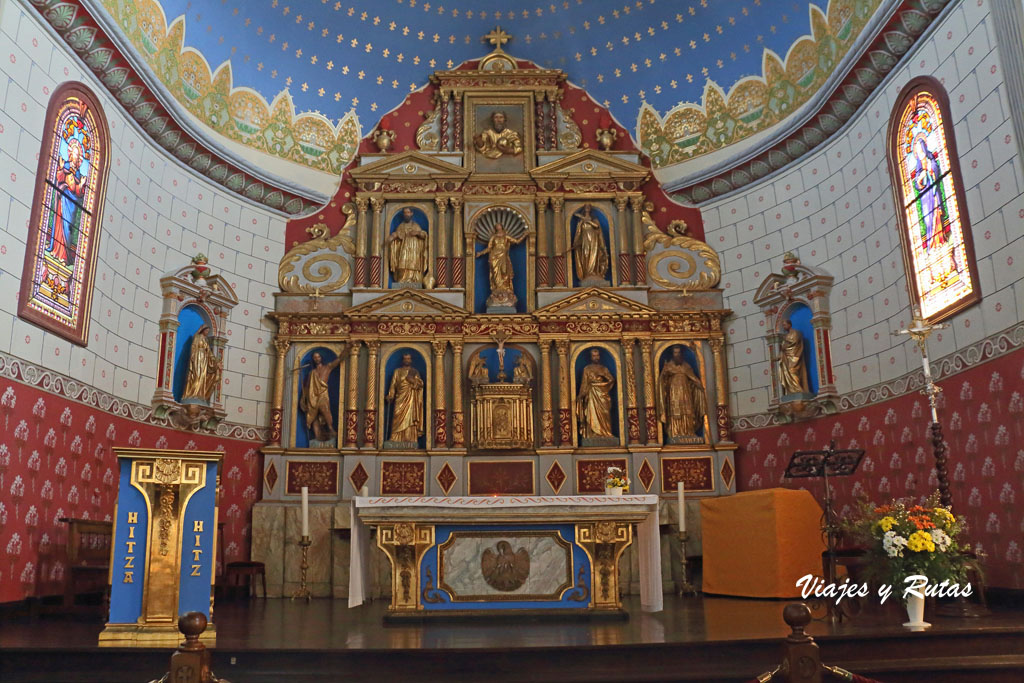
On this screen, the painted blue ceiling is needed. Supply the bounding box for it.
[162,0,821,126]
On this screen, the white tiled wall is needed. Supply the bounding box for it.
[700,0,1024,418]
[0,0,286,427]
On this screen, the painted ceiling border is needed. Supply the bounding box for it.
[668,0,957,206]
[26,0,325,215]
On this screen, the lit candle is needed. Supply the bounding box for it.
[300,486,309,538]
[677,481,686,533]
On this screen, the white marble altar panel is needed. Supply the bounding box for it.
[439,532,572,600]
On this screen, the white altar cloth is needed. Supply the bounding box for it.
[348,495,663,612]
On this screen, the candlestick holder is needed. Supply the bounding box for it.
[676,530,698,597]
[291,535,312,602]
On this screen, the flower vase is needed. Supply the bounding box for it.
[605,486,623,496]
[903,592,930,629]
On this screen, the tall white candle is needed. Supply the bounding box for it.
[359,486,369,497]
[677,481,686,533]
[921,355,931,381]
[300,486,310,538]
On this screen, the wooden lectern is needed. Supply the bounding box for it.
[99,448,222,646]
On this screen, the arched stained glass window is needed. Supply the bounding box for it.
[18,82,110,345]
[887,76,980,323]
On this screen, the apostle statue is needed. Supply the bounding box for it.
[779,319,810,395]
[576,348,616,445]
[468,352,490,384]
[513,354,533,385]
[385,352,425,446]
[386,208,429,286]
[477,223,525,309]
[657,346,707,443]
[569,204,609,285]
[473,111,523,159]
[299,350,343,445]
[181,325,222,404]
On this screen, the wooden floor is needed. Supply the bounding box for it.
[2,595,1023,682]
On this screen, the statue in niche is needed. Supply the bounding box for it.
[477,223,525,311]
[386,208,429,287]
[576,348,617,446]
[473,111,523,159]
[468,352,490,384]
[779,320,811,396]
[657,345,707,444]
[570,204,609,286]
[513,354,533,385]
[299,350,343,446]
[385,352,425,447]
[181,325,222,405]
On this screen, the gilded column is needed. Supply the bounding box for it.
[453,95,463,150]
[354,196,369,287]
[615,194,631,286]
[539,340,554,447]
[432,340,448,448]
[450,196,465,288]
[364,341,380,447]
[450,341,465,448]
[370,197,385,287]
[551,196,566,287]
[622,339,641,445]
[434,196,449,288]
[269,338,290,446]
[630,194,646,285]
[555,339,572,445]
[345,341,362,448]
[710,338,731,442]
[440,90,451,151]
[535,196,550,287]
[639,339,658,445]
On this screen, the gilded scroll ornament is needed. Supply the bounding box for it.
[416,105,441,151]
[557,106,582,150]
[279,206,356,293]
[643,213,721,291]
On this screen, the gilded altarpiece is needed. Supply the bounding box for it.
[253,40,737,600]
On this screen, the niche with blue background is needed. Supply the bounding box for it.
[473,235,528,313]
[657,344,705,440]
[172,304,212,403]
[388,207,430,289]
[473,345,528,382]
[570,205,612,286]
[383,347,429,448]
[785,303,819,394]
[294,347,341,448]
[574,346,620,439]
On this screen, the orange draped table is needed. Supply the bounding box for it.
[701,488,825,598]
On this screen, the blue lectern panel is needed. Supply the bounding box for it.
[178,461,218,618]
[108,459,149,624]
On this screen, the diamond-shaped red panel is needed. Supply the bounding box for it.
[349,462,369,494]
[637,458,655,492]
[546,461,566,494]
[720,458,735,490]
[264,461,278,492]
[436,461,457,495]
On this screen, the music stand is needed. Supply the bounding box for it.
[785,439,864,621]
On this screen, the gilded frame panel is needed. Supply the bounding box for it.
[464,93,536,177]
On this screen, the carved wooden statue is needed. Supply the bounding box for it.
[181,325,222,405]
[299,351,343,444]
[576,348,616,445]
[657,345,706,443]
[780,320,810,395]
[385,352,425,445]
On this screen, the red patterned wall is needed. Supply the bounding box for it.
[286,63,703,245]
[0,379,261,604]
[734,347,1024,590]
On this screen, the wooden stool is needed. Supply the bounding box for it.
[224,561,267,599]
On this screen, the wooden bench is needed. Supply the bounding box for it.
[60,517,112,612]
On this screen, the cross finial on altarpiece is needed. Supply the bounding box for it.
[482,26,511,49]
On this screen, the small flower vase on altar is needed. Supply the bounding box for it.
[605,486,623,496]
[903,592,930,630]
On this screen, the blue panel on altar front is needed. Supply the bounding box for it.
[421,524,591,610]
[178,461,218,618]
[108,459,149,624]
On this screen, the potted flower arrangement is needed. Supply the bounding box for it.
[605,467,628,496]
[846,492,975,628]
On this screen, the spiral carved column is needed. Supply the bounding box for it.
[640,339,658,445]
[345,341,362,448]
[365,341,380,447]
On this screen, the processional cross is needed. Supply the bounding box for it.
[892,311,951,507]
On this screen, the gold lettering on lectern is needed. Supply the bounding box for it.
[191,519,203,577]
[123,511,138,583]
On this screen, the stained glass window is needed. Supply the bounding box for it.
[18,83,110,345]
[889,77,980,323]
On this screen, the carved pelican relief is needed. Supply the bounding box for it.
[480,540,530,592]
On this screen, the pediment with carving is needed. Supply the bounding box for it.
[533,288,656,320]
[344,289,468,320]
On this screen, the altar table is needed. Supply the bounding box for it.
[349,496,663,614]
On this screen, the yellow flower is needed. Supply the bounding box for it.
[934,508,955,525]
[907,530,936,553]
[878,516,897,532]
